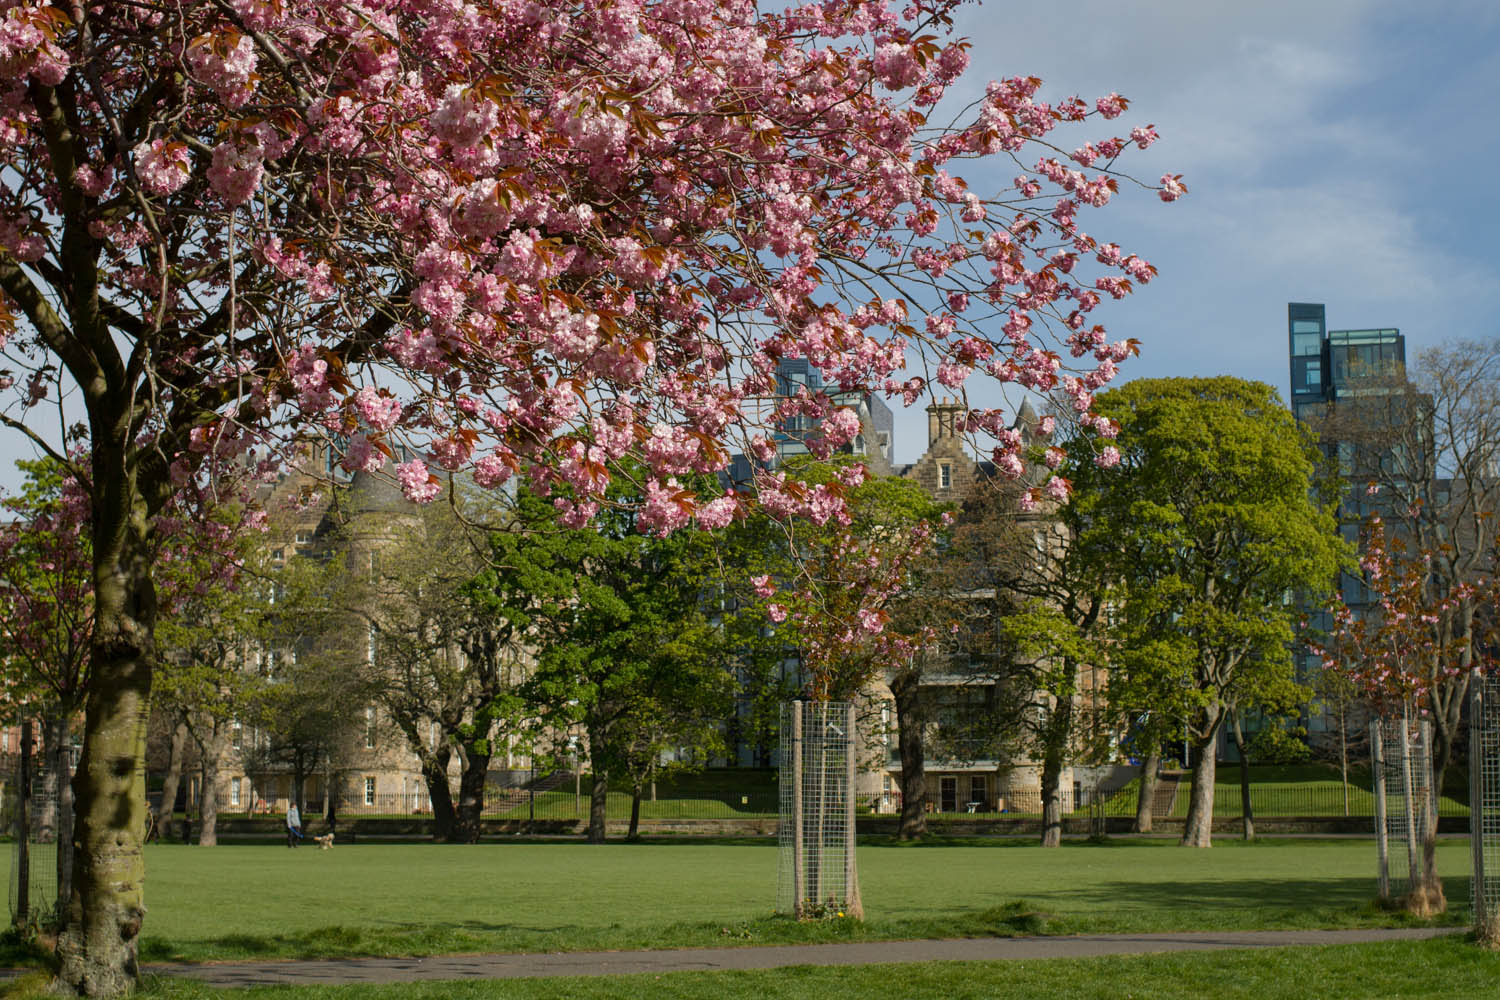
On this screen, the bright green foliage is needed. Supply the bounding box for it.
[504,474,735,841]
[154,524,265,844]
[227,547,377,818]
[0,458,91,715]
[1073,378,1351,845]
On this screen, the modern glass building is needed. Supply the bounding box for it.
[1288,302,1404,424]
[1286,302,1406,739]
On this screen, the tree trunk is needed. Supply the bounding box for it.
[1229,710,1254,841]
[56,487,157,997]
[419,744,457,842]
[16,718,32,930]
[292,760,307,815]
[1338,706,1350,817]
[586,720,609,844]
[1407,723,1447,916]
[1408,800,1447,916]
[1038,696,1073,848]
[1133,754,1159,834]
[891,677,926,840]
[588,769,608,844]
[38,710,64,847]
[1181,712,1223,848]
[197,722,222,847]
[45,710,77,928]
[628,783,642,841]
[155,719,187,836]
[452,741,491,844]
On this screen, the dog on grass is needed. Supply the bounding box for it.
[313,832,335,850]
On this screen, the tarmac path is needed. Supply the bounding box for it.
[128,926,1460,988]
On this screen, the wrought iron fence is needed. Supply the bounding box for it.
[916,775,1470,821]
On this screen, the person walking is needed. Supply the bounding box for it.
[286,801,303,848]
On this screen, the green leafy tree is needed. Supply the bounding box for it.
[154,561,260,847]
[354,500,551,843]
[1076,377,1350,848]
[234,549,375,821]
[513,477,734,844]
[0,458,92,920]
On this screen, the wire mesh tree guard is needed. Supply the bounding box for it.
[1370,714,1432,902]
[1470,674,1500,943]
[777,701,862,919]
[6,720,62,929]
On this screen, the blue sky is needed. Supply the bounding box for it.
[873,0,1500,463]
[4,1,1495,487]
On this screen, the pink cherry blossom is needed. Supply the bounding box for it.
[132,139,191,195]
[396,459,442,503]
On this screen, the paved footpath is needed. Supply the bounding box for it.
[129,927,1460,989]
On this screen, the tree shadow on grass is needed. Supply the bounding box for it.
[1028,874,1471,929]
[137,920,611,964]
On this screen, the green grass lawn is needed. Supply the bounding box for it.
[0,836,1467,965]
[4,935,1495,1000]
[1086,764,1470,820]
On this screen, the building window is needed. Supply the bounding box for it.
[1337,441,1354,476]
[939,461,952,489]
[1291,331,1321,355]
[365,706,376,749]
[230,778,242,807]
[231,721,243,750]
[367,623,377,665]
[1304,360,1321,388]
[430,721,439,750]
[969,775,986,809]
[364,777,376,806]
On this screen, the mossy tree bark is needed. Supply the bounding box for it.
[43,710,76,927]
[55,463,156,997]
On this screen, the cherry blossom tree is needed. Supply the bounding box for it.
[0,2,1177,992]
[0,457,248,923]
[0,459,93,924]
[1313,514,1498,916]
